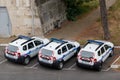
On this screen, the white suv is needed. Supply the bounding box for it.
[77,40,114,71]
[4,35,49,65]
[38,38,80,69]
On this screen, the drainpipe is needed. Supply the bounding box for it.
[31,0,34,36]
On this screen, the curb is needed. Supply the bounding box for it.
[114,46,120,48]
[0,44,8,46]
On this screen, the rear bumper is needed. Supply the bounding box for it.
[38,60,60,68]
[5,53,25,63]
[76,60,101,69]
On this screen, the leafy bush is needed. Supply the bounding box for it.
[64,0,99,21]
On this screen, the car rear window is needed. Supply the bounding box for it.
[41,49,53,56]
[81,51,93,58]
[8,45,18,52]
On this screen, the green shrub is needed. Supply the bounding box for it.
[64,0,99,21]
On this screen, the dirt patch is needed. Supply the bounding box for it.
[0,36,16,44]
[75,22,103,44]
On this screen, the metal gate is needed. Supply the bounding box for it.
[0,7,11,38]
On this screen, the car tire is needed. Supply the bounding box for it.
[109,48,114,57]
[76,61,80,67]
[95,63,102,71]
[24,56,30,65]
[57,62,64,70]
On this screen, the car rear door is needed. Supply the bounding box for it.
[27,42,36,57]
[67,44,76,57]
[61,45,69,61]
[100,46,107,62]
[34,40,43,55]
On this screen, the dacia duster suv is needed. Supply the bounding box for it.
[38,38,80,70]
[5,35,49,65]
[77,40,114,71]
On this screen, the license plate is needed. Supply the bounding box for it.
[42,56,49,60]
[82,61,90,64]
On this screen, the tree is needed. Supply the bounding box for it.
[99,0,110,40]
[64,0,92,21]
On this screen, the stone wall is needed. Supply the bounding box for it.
[35,0,66,34]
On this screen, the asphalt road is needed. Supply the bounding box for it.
[0,46,120,80]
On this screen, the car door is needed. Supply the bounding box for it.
[104,45,111,59]
[27,42,36,57]
[61,45,69,61]
[100,46,107,62]
[34,40,43,55]
[67,44,76,58]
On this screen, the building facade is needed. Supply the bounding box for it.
[0,0,66,38]
[0,0,43,37]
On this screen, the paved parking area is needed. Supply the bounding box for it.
[0,46,120,80]
[0,46,119,72]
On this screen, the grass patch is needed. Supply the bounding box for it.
[108,0,120,45]
[79,40,87,45]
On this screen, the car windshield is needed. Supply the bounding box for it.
[7,45,18,52]
[81,51,93,58]
[41,49,53,56]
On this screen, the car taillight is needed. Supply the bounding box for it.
[39,53,42,58]
[15,52,21,57]
[5,49,8,53]
[77,55,82,60]
[17,53,21,57]
[50,56,56,61]
[5,47,8,53]
[93,58,97,62]
[90,58,97,62]
[39,50,42,57]
[53,57,56,61]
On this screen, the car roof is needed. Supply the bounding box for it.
[9,38,28,47]
[43,38,67,51]
[9,35,33,47]
[83,40,104,52]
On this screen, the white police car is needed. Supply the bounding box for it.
[77,40,114,71]
[4,35,49,65]
[38,38,80,69]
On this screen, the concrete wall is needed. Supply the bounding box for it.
[0,0,43,37]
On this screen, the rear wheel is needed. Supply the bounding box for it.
[24,56,30,65]
[95,63,102,71]
[57,62,64,70]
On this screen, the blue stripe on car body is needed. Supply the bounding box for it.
[23,44,45,57]
[57,47,77,61]
[98,48,113,62]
